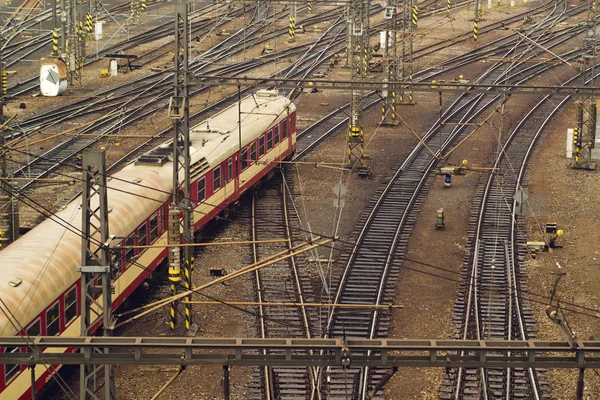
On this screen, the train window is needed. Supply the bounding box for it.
[138,223,147,247]
[46,302,60,336]
[150,213,159,242]
[4,347,20,384]
[125,235,135,262]
[213,167,221,191]
[26,318,41,337]
[267,130,273,151]
[250,143,257,162]
[274,125,280,145]
[241,148,248,170]
[197,177,206,202]
[65,287,77,325]
[281,119,288,139]
[227,158,233,181]
[259,136,265,158]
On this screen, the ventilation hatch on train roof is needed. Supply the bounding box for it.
[135,142,172,166]
[191,157,210,177]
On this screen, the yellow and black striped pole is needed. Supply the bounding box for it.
[412,5,418,27]
[473,18,478,42]
[141,0,146,12]
[51,28,59,56]
[1,63,7,96]
[447,0,451,16]
[289,15,296,42]
[308,1,312,13]
[592,0,596,12]
[184,258,192,331]
[85,12,93,38]
[573,126,580,163]
[409,72,414,103]
[168,209,181,330]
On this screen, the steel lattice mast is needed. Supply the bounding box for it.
[65,0,84,84]
[381,0,399,125]
[168,3,194,331]
[79,148,116,400]
[572,0,597,169]
[346,0,371,176]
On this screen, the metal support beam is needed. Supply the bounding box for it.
[79,148,116,400]
[347,0,371,175]
[380,1,399,125]
[65,0,84,85]
[169,3,194,331]
[189,73,600,96]
[399,0,414,104]
[2,338,600,368]
[572,0,597,169]
[223,365,230,400]
[289,1,296,43]
[474,0,480,42]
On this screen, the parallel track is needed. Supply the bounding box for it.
[313,6,585,398]
[444,65,598,400]
[248,176,317,399]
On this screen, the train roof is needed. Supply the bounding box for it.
[0,90,295,336]
[133,90,295,181]
[0,168,171,336]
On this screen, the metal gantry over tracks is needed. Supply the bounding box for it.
[3,337,600,368]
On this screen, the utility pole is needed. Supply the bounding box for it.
[168,3,194,331]
[381,1,399,125]
[0,34,18,248]
[0,33,7,249]
[572,0,597,169]
[398,0,415,105]
[346,0,371,176]
[51,0,59,56]
[65,0,84,85]
[78,148,116,400]
[474,0,480,42]
[289,1,296,43]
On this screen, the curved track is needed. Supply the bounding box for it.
[445,66,598,400]
[312,7,587,399]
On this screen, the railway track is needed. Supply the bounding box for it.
[443,64,599,400]
[308,9,587,399]
[6,8,347,191]
[248,176,318,399]
[7,0,581,195]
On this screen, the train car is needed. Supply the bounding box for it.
[0,89,296,399]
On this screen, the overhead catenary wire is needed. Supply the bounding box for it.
[1,146,599,322]
[2,21,596,338]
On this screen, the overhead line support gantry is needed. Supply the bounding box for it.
[168,3,194,332]
[78,148,116,400]
[347,0,371,176]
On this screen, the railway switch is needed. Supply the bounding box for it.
[444,173,452,187]
[436,208,445,230]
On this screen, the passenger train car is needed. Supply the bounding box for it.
[0,90,296,399]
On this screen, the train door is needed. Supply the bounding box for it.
[234,154,240,197]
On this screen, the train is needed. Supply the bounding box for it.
[0,89,297,399]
